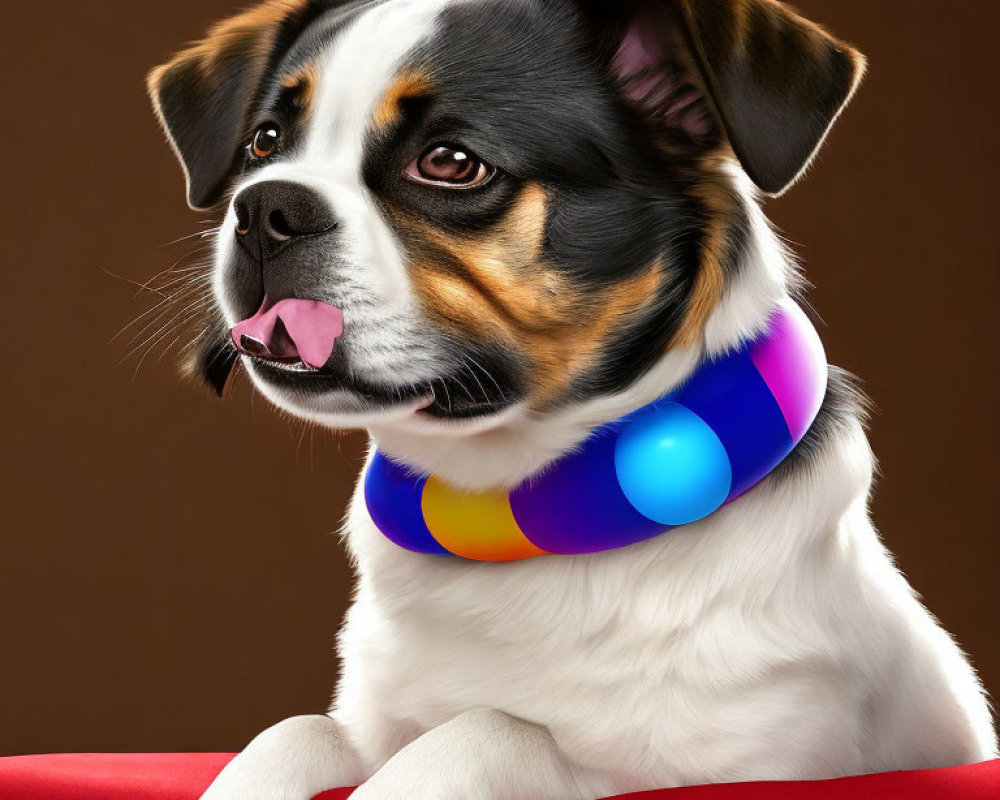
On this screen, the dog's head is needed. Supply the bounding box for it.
[149,0,862,434]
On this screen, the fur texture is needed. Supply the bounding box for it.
[145,1,997,798]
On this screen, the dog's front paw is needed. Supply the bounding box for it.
[349,749,494,800]
[350,709,601,800]
[200,715,364,800]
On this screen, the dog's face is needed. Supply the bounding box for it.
[149,0,862,430]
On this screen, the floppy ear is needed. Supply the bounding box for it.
[604,0,865,195]
[147,0,309,210]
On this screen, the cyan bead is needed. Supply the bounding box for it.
[614,402,733,526]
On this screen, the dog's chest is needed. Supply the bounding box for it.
[337,495,860,780]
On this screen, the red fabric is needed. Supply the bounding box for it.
[0,753,997,799]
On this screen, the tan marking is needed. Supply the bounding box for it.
[421,184,563,331]
[395,183,666,407]
[147,0,307,106]
[531,260,663,404]
[373,69,434,131]
[670,155,740,347]
[281,63,319,118]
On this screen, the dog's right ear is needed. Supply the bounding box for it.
[580,0,865,196]
[670,0,866,194]
[147,0,310,210]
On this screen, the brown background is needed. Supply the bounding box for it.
[1,0,997,756]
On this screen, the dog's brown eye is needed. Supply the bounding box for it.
[404,144,494,188]
[251,124,281,160]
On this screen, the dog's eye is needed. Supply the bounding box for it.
[250,123,281,160]
[404,144,494,188]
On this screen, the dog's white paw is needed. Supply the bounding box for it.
[200,715,364,800]
[350,709,601,800]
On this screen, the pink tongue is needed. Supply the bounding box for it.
[231,297,344,369]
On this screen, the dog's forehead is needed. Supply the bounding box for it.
[270,0,595,175]
[282,0,455,164]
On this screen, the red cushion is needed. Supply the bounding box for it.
[0,753,997,799]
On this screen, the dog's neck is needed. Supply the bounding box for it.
[366,296,825,561]
[370,188,791,492]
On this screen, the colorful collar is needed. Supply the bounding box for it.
[365,298,826,562]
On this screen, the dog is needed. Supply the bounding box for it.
[147,0,998,797]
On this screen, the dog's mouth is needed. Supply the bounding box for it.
[417,374,515,419]
[231,296,344,371]
[230,298,517,420]
[246,357,515,420]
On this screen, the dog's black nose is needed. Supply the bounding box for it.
[233,180,337,260]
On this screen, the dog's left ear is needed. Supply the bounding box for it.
[147,0,310,210]
[593,0,866,195]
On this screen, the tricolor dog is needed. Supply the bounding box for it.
[147,0,998,797]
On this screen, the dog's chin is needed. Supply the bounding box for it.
[242,355,520,432]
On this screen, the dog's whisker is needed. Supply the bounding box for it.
[129,312,208,380]
[154,330,193,364]
[102,267,174,300]
[115,285,212,348]
[108,267,213,343]
[449,369,476,402]
[437,377,452,412]
[127,305,206,366]
[460,356,492,403]
[466,355,506,401]
[157,227,220,248]
[121,302,208,368]
[129,248,215,299]
[177,324,218,357]
[113,297,183,345]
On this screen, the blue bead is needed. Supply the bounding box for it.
[365,453,449,555]
[614,402,732,526]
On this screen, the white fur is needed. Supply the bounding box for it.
[201,2,997,798]
[204,394,997,799]
[335,415,996,792]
